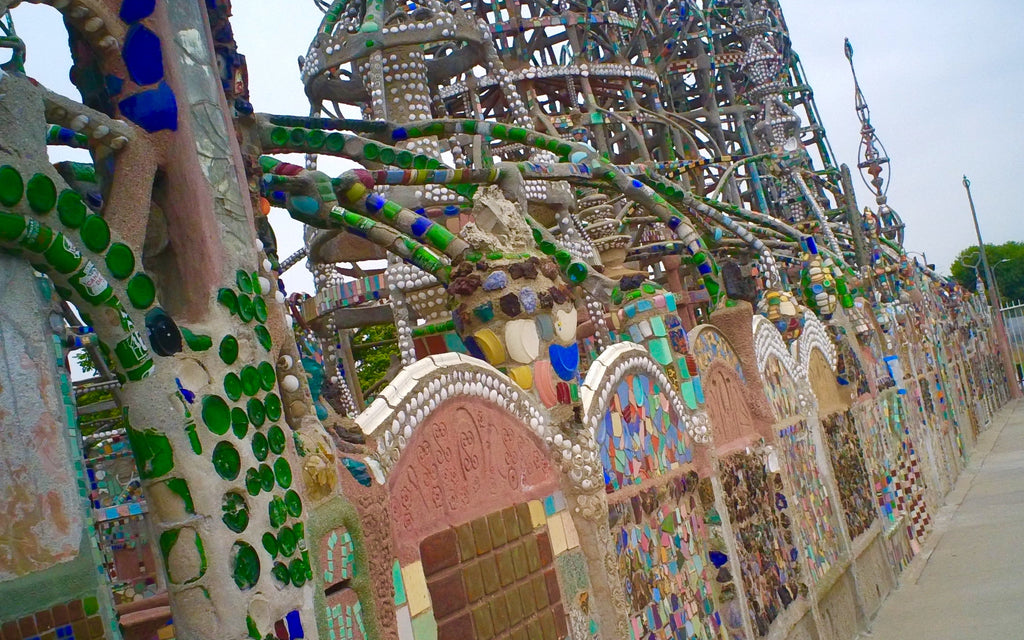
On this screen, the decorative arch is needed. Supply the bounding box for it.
[753,315,806,422]
[360,354,601,640]
[689,325,768,449]
[581,348,721,639]
[795,311,836,382]
[581,343,708,443]
[357,352,559,476]
[690,324,745,382]
[581,342,709,488]
[753,315,798,374]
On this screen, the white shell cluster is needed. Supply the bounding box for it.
[796,311,838,380]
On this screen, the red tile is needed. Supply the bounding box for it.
[428,571,468,620]
[67,601,84,622]
[544,568,561,604]
[2,621,21,640]
[420,528,460,577]
[552,603,569,638]
[34,609,53,633]
[50,606,69,627]
[536,531,553,567]
[437,611,473,640]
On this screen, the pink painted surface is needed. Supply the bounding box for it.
[703,363,761,456]
[0,261,83,579]
[388,398,558,563]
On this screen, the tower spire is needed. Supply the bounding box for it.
[845,37,904,246]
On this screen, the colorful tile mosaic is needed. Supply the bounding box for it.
[607,472,719,640]
[692,330,744,381]
[0,598,105,640]
[762,357,800,421]
[777,420,840,582]
[720,450,802,637]
[821,411,876,538]
[595,373,694,491]
[834,336,869,398]
[415,499,571,640]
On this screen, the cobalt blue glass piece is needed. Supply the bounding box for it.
[775,492,788,510]
[461,335,485,361]
[443,205,460,216]
[790,547,799,562]
[285,610,305,639]
[122,24,165,86]
[120,0,156,23]
[364,193,385,212]
[105,75,124,96]
[805,235,819,255]
[631,179,643,189]
[392,127,408,141]
[549,343,579,381]
[697,262,712,275]
[410,216,431,237]
[55,127,77,143]
[709,550,728,568]
[118,81,178,132]
[668,216,681,229]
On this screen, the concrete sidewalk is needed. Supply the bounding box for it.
[865,399,1024,639]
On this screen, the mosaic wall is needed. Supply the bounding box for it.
[83,427,160,604]
[777,420,841,583]
[720,450,802,637]
[0,598,105,640]
[595,373,694,492]
[853,392,931,566]
[761,357,800,421]
[387,398,559,561]
[391,495,582,640]
[820,411,875,539]
[320,526,365,640]
[607,473,719,640]
[882,395,932,550]
[834,337,870,399]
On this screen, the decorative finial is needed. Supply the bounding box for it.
[845,38,904,245]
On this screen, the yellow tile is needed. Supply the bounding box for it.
[402,561,431,616]
[528,500,547,528]
[561,512,580,550]
[547,510,568,555]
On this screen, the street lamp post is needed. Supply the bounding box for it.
[962,176,1021,397]
[962,176,1001,311]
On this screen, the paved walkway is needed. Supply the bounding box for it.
[866,398,1024,639]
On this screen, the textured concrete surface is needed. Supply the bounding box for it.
[865,398,1024,639]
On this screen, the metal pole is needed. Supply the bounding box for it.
[962,175,1022,398]
[962,176,1000,309]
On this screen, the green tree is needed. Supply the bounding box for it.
[351,323,399,396]
[950,241,1024,304]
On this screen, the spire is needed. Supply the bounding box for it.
[845,38,904,246]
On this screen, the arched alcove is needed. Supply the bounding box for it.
[356,354,596,640]
[581,344,721,640]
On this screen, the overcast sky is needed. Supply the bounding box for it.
[13,0,1023,295]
